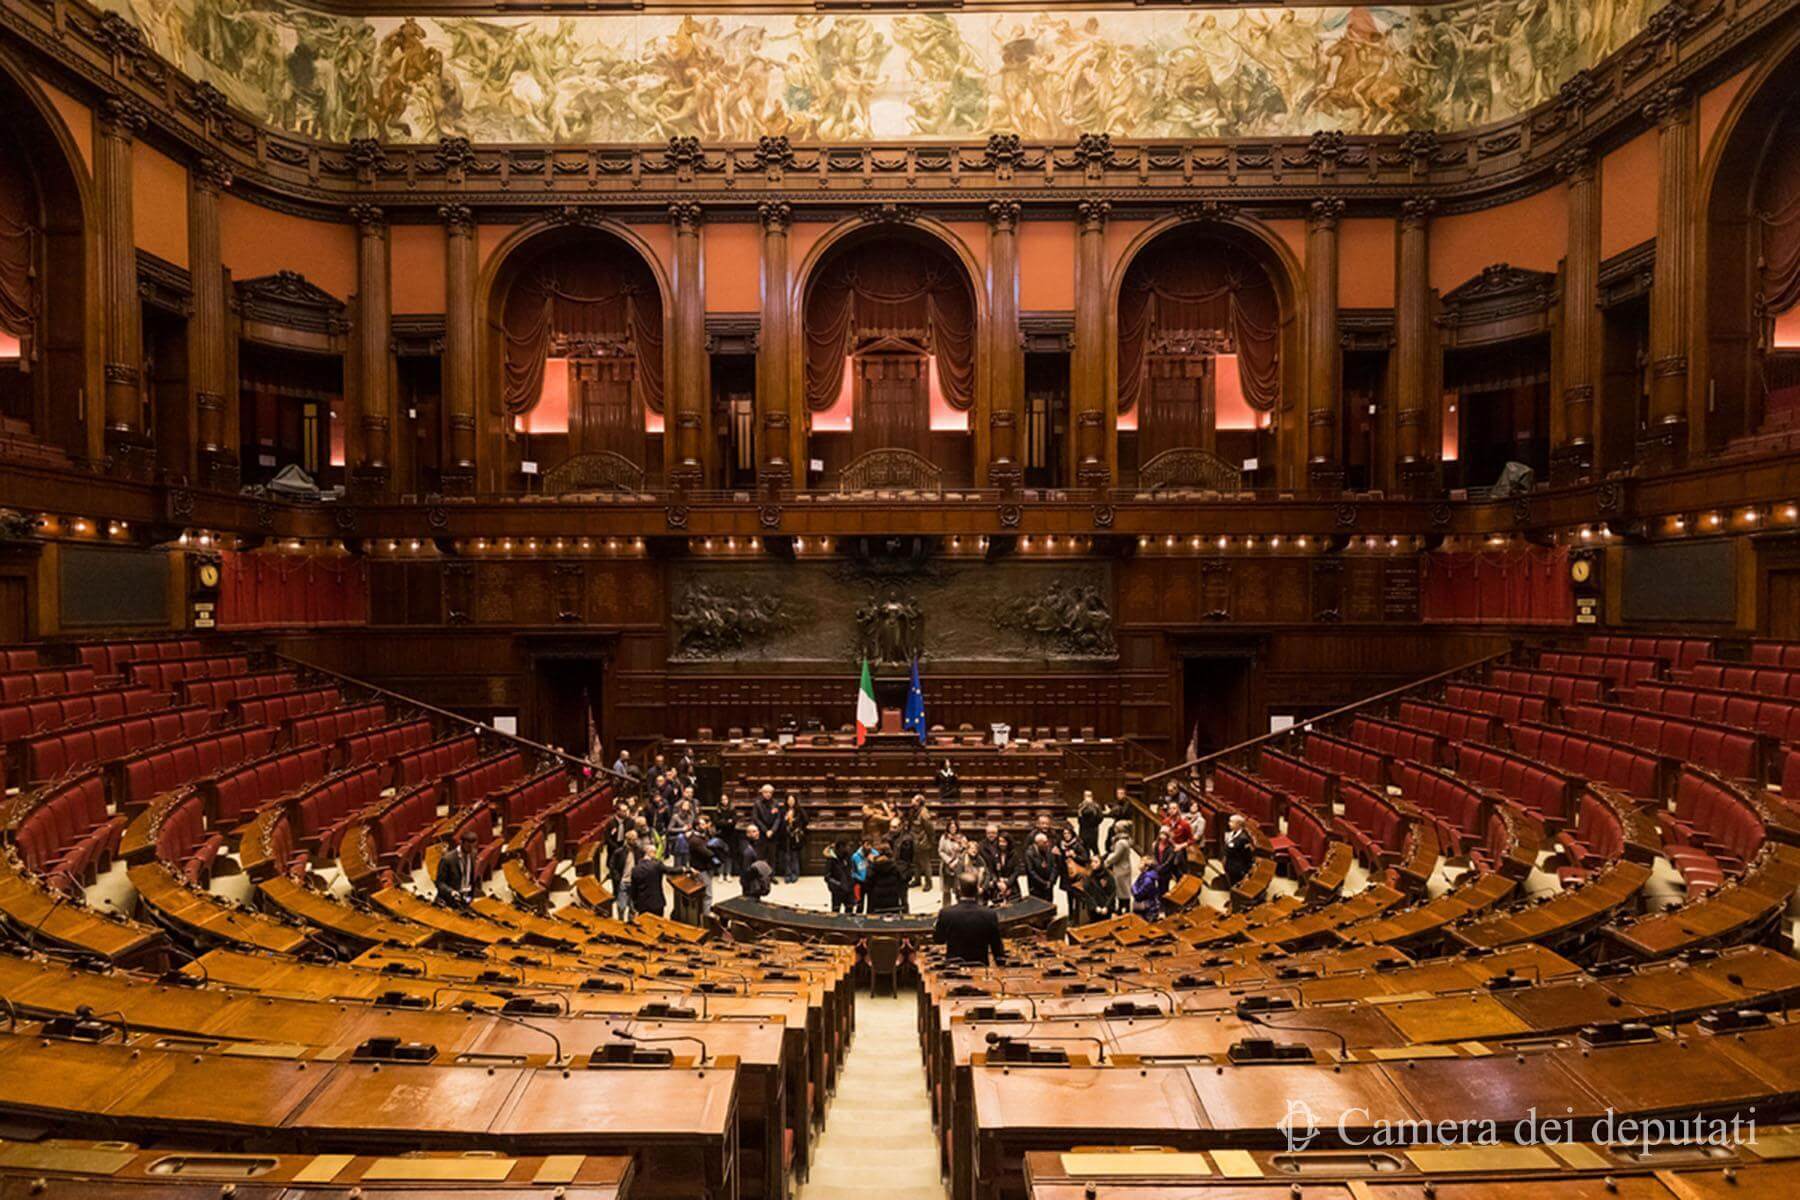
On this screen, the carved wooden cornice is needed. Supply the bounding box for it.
[0,0,1781,227]
[1600,239,1659,308]
[233,271,349,336]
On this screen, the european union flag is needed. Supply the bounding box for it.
[902,658,927,744]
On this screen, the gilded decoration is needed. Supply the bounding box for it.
[98,1,1656,144]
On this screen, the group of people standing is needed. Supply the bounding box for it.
[822,794,939,914]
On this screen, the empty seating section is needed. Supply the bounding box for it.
[125,655,251,692]
[1207,765,1284,828]
[1688,660,1800,697]
[1395,698,1500,744]
[359,782,442,883]
[282,701,389,747]
[11,772,124,888]
[1787,747,1800,796]
[0,647,37,671]
[1269,802,1336,876]
[1657,768,1768,893]
[1489,666,1608,708]
[204,743,334,825]
[290,763,388,853]
[228,686,341,726]
[1390,760,1486,855]
[1256,747,1334,808]
[178,671,300,708]
[392,733,480,789]
[1623,680,1800,743]
[337,719,434,768]
[1751,640,1800,668]
[1348,715,1444,766]
[1454,741,1574,824]
[153,792,228,886]
[0,665,96,703]
[1538,649,1665,686]
[113,725,278,810]
[1557,791,1633,883]
[14,703,214,784]
[1585,635,1713,671]
[1301,732,1385,788]
[555,781,616,849]
[1512,722,1664,798]
[0,686,161,745]
[74,638,204,679]
[493,766,574,831]
[1564,702,1764,782]
[442,748,528,810]
[1441,682,1553,724]
[1333,780,1408,865]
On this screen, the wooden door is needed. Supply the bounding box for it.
[1767,570,1800,640]
[852,353,927,459]
[1141,356,1213,466]
[567,357,640,460]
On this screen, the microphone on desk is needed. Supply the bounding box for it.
[458,1000,565,1066]
[21,886,70,956]
[375,952,430,978]
[609,1025,710,1065]
[1486,963,1541,991]
[1606,993,1682,1039]
[1235,1008,1350,1063]
[1724,970,1789,1024]
[74,1005,131,1045]
[985,1029,1107,1064]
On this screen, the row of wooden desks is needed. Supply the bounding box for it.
[0,852,164,965]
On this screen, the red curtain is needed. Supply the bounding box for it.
[0,139,37,366]
[218,553,369,629]
[803,238,977,413]
[1119,229,1281,416]
[500,243,663,418]
[1421,546,1573,625]
[1760,104,1800,319]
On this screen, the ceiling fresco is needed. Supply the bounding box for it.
[96,1,1657,144]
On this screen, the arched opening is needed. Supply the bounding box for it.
[489,225,666,494]
[800,228,978,490]
[1112,223,1288,486]
[0,65,88,459]
[1703,39,1800,457]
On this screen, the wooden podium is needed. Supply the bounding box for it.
[670,872,707,927]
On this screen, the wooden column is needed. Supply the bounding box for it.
[1072,200,1110,487]
[986,200,1023,492]
[755,201,793,492]
[1305,198,1345,493]
[188,156,235,488]
[97,97,148,474]
[668,202,706,490]
[1644,84,1695,468]
[1557,148,1601,482]
[440,203,478,494]
[1394,198,1436,497]
[350,204,392,493]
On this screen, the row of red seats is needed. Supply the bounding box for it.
[0,647,38,671]
[1467,805,1538,878]
[1396,698,1501,745]
[392,734,479,791]
[205,743,333,825]
[113,725,277,810]
[1454,741,1576,825]
[1441,682,1554,725]
[11,772,123,890]
[76,638,204,679]
[284,703,389,748]
[1686,660,1800,699]
[1511,722,1664,799]
[0,686,162,748]
[1490,666,1608,709]
[494,767,575,832]
[1302,733,1385,790]
[1785,747,1800,796]
[290,763,388,854]
[437,803,504,884]
[15,703,213,785]
[0,665,98,704]
[1659,768,1768,893]
[1563,702,1763,782]
[229,687,341,727]
[1583,635,1714,672]
[1256,747,1335,809]
[154,792,227,887]
[1556,792,1630,884]
[553,781,616,850]
[125,655,250,691]
[1334,780,1409,867]
[1538,650,1663,687]
[179,671,298,710]
[1348,715,1446,768]
[1391,760,1487,856]
[364,782,442,880]
[1621,681,1800,745]
[1209,764,1284,828]
[1751,640,1800,668]
[443,748,528,811]
[338,720,434,768]
[1269,802,1335,876]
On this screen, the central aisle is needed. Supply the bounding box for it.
[797,992,949,1200]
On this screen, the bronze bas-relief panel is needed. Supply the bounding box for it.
[666,560,1114,664]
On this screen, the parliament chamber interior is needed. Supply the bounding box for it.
[6,0,1800,1197]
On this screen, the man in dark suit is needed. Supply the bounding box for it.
[1222,813,1256,888]
[435,829,482,908]
[627,854,690,920]
[1024,831,1061,901]
[932,873,1006,965]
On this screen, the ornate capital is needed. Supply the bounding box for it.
[192,156,233,195]
[1308,197,1346,231]
[1073,132,1112,169]
[1555,146,1596,182]
[668,201,704,232]
[98,95,148,140]
[984,133,1025,173]
[436,136,475,182]
[666,135,703,168]
[348,203,385,231]
[438,203,476,234]
[1077,199,1110,233]
[1306,130,1348,165]
[549,204,602,228]
[756,201,793,234]
[1644,84,1691,129]
[1177,200,1231,225]
[754,135,795,171]
[987,200,1021,234]
[859,202,918,225]
[1400,197,1437,228]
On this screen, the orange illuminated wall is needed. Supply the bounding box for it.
[1700,67,1753,164]
[1018,222,1074,310]
[389,225,445,313]
[1601,131,1658,258]
[705,222,759,311]
[220,196,356,299]
[1430,186,1568,292]
[813,363,853,432]
[516,359,570,434]
[1773,308,1800,347]
[133,142,188,268]
[37,79,91,175]
[1338,219,1395,308]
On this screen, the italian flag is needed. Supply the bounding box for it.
[855,659,878,746]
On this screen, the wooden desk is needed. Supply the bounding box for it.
[0,855,164,965]
[257,875,437,950]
